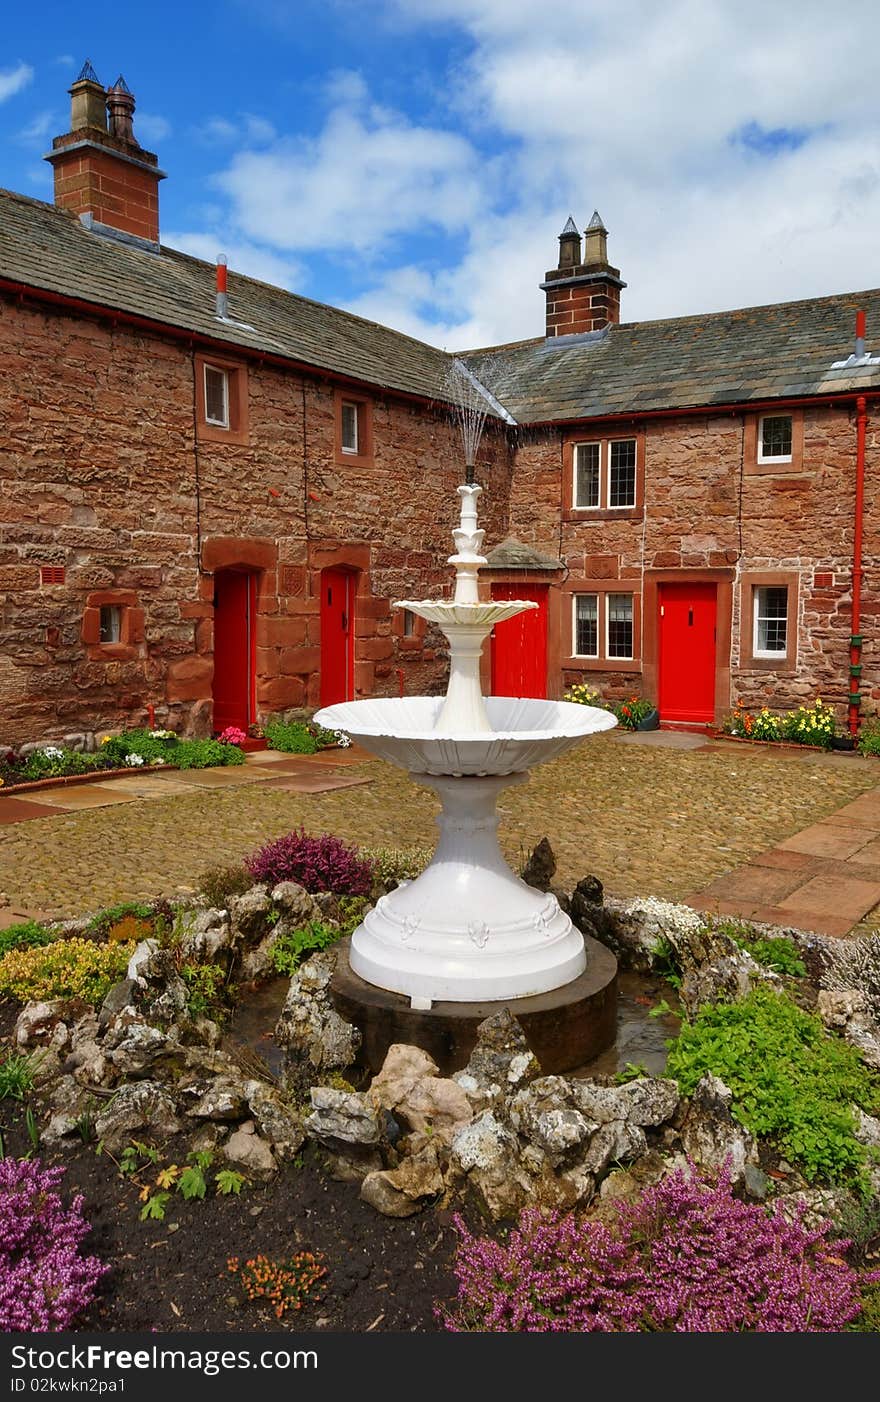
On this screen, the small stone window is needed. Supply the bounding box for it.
[403,608,416,638]
[753,586,788,657]
[758,415,793,464]
[740,572,798,671]
[334,389,373,465]
[569,583,641,670]
[204,364,229,428]
[565,431,645,518]
[99,605,123,643]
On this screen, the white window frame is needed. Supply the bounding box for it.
[340,399,360,455]
[572,437,637,510]
[204,364,230,429]
[752,585,789,658]
[606,592,634,661]
[757,414,793,465]
[572,593,599,658]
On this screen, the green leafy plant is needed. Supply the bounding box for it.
[740,935,806,977]
[336,896,369,937]
[858,715,880,758]
[269,919,341,976]
[118,1141,159,1177]
[780,698,837,749]
[0,920,57,958]
[666,987,880,1185]
[0,1051,39,1100]
[181,962,228,1019]
[650,936,682,988]
[177,1152,210,1201]
[360,846,433,889]
[86,900,163,944]
[139,1192,170,1222]
[0,938,134,1005]
[263,719,319,755]
[612,695,657,729]
[198,863,255,909]
[615,1062,650,1084]
[24,1105,40,1154]
[215,1169,246,1196]
[563,683,607,708]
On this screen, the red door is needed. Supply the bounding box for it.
[213,569,256,732]
[490,582,548,698]
[320,567,355,706]
[658,582,717,723]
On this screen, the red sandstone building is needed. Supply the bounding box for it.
[0,65,877,748]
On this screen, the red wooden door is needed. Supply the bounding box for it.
[213,569,256,732]
[658,582,717,722]
[320,567,355,706]
[490,582,548,698]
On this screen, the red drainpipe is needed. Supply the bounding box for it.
[849,367,868,736]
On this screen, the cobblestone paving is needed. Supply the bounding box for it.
[1,736,877,921]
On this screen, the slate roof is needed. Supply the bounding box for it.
[0,189,453,404]
[3,187,880,425]
[462,290,880,423]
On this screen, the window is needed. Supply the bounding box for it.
[758,415,792,463]
[607,593,634,659]
[194,352,249,445]
[739,572,798,671]
[204,365,229,428]
[572,589,636,664]
[341,400,359,454]
[402,608,416,638]
[744,409,803,475]
[753,586,788,657]
[334,390,373,465]
[564,431,644,517]
[99,605,122,643]
[574,594,598,656]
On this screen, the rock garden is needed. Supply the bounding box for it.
[2,826,880,1333]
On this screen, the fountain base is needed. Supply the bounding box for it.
[331,935,618,1076]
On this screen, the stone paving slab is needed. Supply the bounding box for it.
[777,821,877,861]
[158,767,272,787]
[18,784,136,810]
[259,774,375,794]
[0,796,73,824]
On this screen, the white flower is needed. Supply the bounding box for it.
[336,731,353,748]
[124,753,145,767]
[40,746,64,759]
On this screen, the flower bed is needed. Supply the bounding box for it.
[720,698,839,749]
[0,728,245,794]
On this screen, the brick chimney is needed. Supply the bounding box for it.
[45,61,165,248]
[541,211,626,339]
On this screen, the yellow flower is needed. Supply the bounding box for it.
[101,735,111,744]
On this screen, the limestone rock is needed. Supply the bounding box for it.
[776,1187,850,1231]
[94,1080,181,1149]
[181,908,232,962]
[306,1086,382,1146]
[229,885,273,942]
[275,950,361,1090]
[360,1145,445,1218]
[369,1044,472,1147]
[816,990,880,1071]
[106,1021,171,1078]
[450,1111,532,1220]
[521,837,556,892]
[127,940,158,982]
[98,979,137,1029]
[239,932,280,982]
[680,950,772,1014]
[679,1074,758,1185]
[456,1010,540,1107]
[15,1000,70,1048]
[853,1108,880,1151]
[597,1149,669,1209]
[222,1121,277,1181]
[184,1077,249,1121]
[244,1080,305,1160]
[272,882,322,926]
[582,1119,647,1175]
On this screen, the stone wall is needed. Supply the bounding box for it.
[0,295,512,745]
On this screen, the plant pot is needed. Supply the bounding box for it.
[830,734,856,752]
[635,707,660,731]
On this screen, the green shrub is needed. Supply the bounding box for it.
[198,864,255,909]
[22,747,101,781]
[85,901,163,945]
[269,920,341,976]
[361,846,433,888]
[0,938,134,1005]
[563,683,607,708]
[181,963,228,1019]
[263,720,319,754]
[0,921,57,958]
[100,729,177,765]
[336,896,369,937]
[739,935,806,978]
[666,987,880,1185]
[174,738,245,769]
[858,716,880,758]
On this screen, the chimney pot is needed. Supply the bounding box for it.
[540,208,625,340]
[68,59,107,132]
[558,215,582,269]
[107,77,137,146]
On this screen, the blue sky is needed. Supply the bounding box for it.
[2,0,879,349]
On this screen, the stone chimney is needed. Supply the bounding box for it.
[540,210,626,339]
[45,61,165,248]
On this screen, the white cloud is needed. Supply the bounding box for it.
[0,62,34,103]
[195,113,276,146]
[135,111,172,145]
[16,110,54,144]
[162,230,304,291]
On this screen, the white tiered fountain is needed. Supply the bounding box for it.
[314,480,616,1011]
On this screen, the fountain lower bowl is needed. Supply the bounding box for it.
[314,695,617,776]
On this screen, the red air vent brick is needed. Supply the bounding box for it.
[40,566,66,585]
[813,571,834,588]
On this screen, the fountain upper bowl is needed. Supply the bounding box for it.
[313,696,617,776]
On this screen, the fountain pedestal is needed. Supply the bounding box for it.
[351,771,585,1003]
